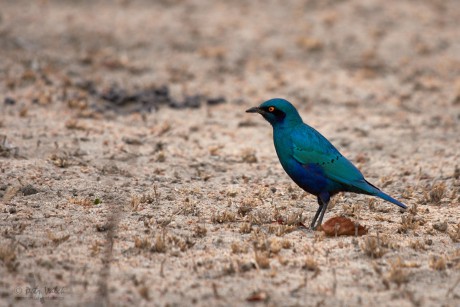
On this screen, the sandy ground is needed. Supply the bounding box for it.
[0,0,459,306]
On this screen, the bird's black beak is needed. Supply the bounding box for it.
[246,106,262,114]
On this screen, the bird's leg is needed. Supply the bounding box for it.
[314,193,331,229]
[310,197,323,229]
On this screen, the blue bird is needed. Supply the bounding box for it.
[246,98,407,229]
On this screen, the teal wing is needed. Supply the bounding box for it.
[291,125,379,195]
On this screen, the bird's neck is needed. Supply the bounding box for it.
[271,119,301,132]
[272,123,295,152]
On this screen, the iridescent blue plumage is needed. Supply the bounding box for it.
[246,98,406,229]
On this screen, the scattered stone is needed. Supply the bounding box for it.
[206,97,226,106]
[122,136,144,145]
[4,97,16,105]
[239,261,256,272]
[433,221,448,232]
[20,184,39,196]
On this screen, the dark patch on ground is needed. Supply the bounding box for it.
[77,82,226,114]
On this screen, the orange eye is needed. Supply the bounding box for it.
[268,106,275,112]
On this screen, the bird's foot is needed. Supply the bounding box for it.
[310,223,322,231]
[310,221,317,230]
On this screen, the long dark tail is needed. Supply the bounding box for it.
[358,179,407,209]
[346,179,407,209]
[375,191,407,209]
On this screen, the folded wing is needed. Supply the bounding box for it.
[291,125,379,195]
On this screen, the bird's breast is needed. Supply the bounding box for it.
[273,131,329,195]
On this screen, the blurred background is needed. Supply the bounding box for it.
[1,0,459,114]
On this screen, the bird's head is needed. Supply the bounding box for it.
[246,98,303,127]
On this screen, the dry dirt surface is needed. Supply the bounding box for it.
[1,0,460,306]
